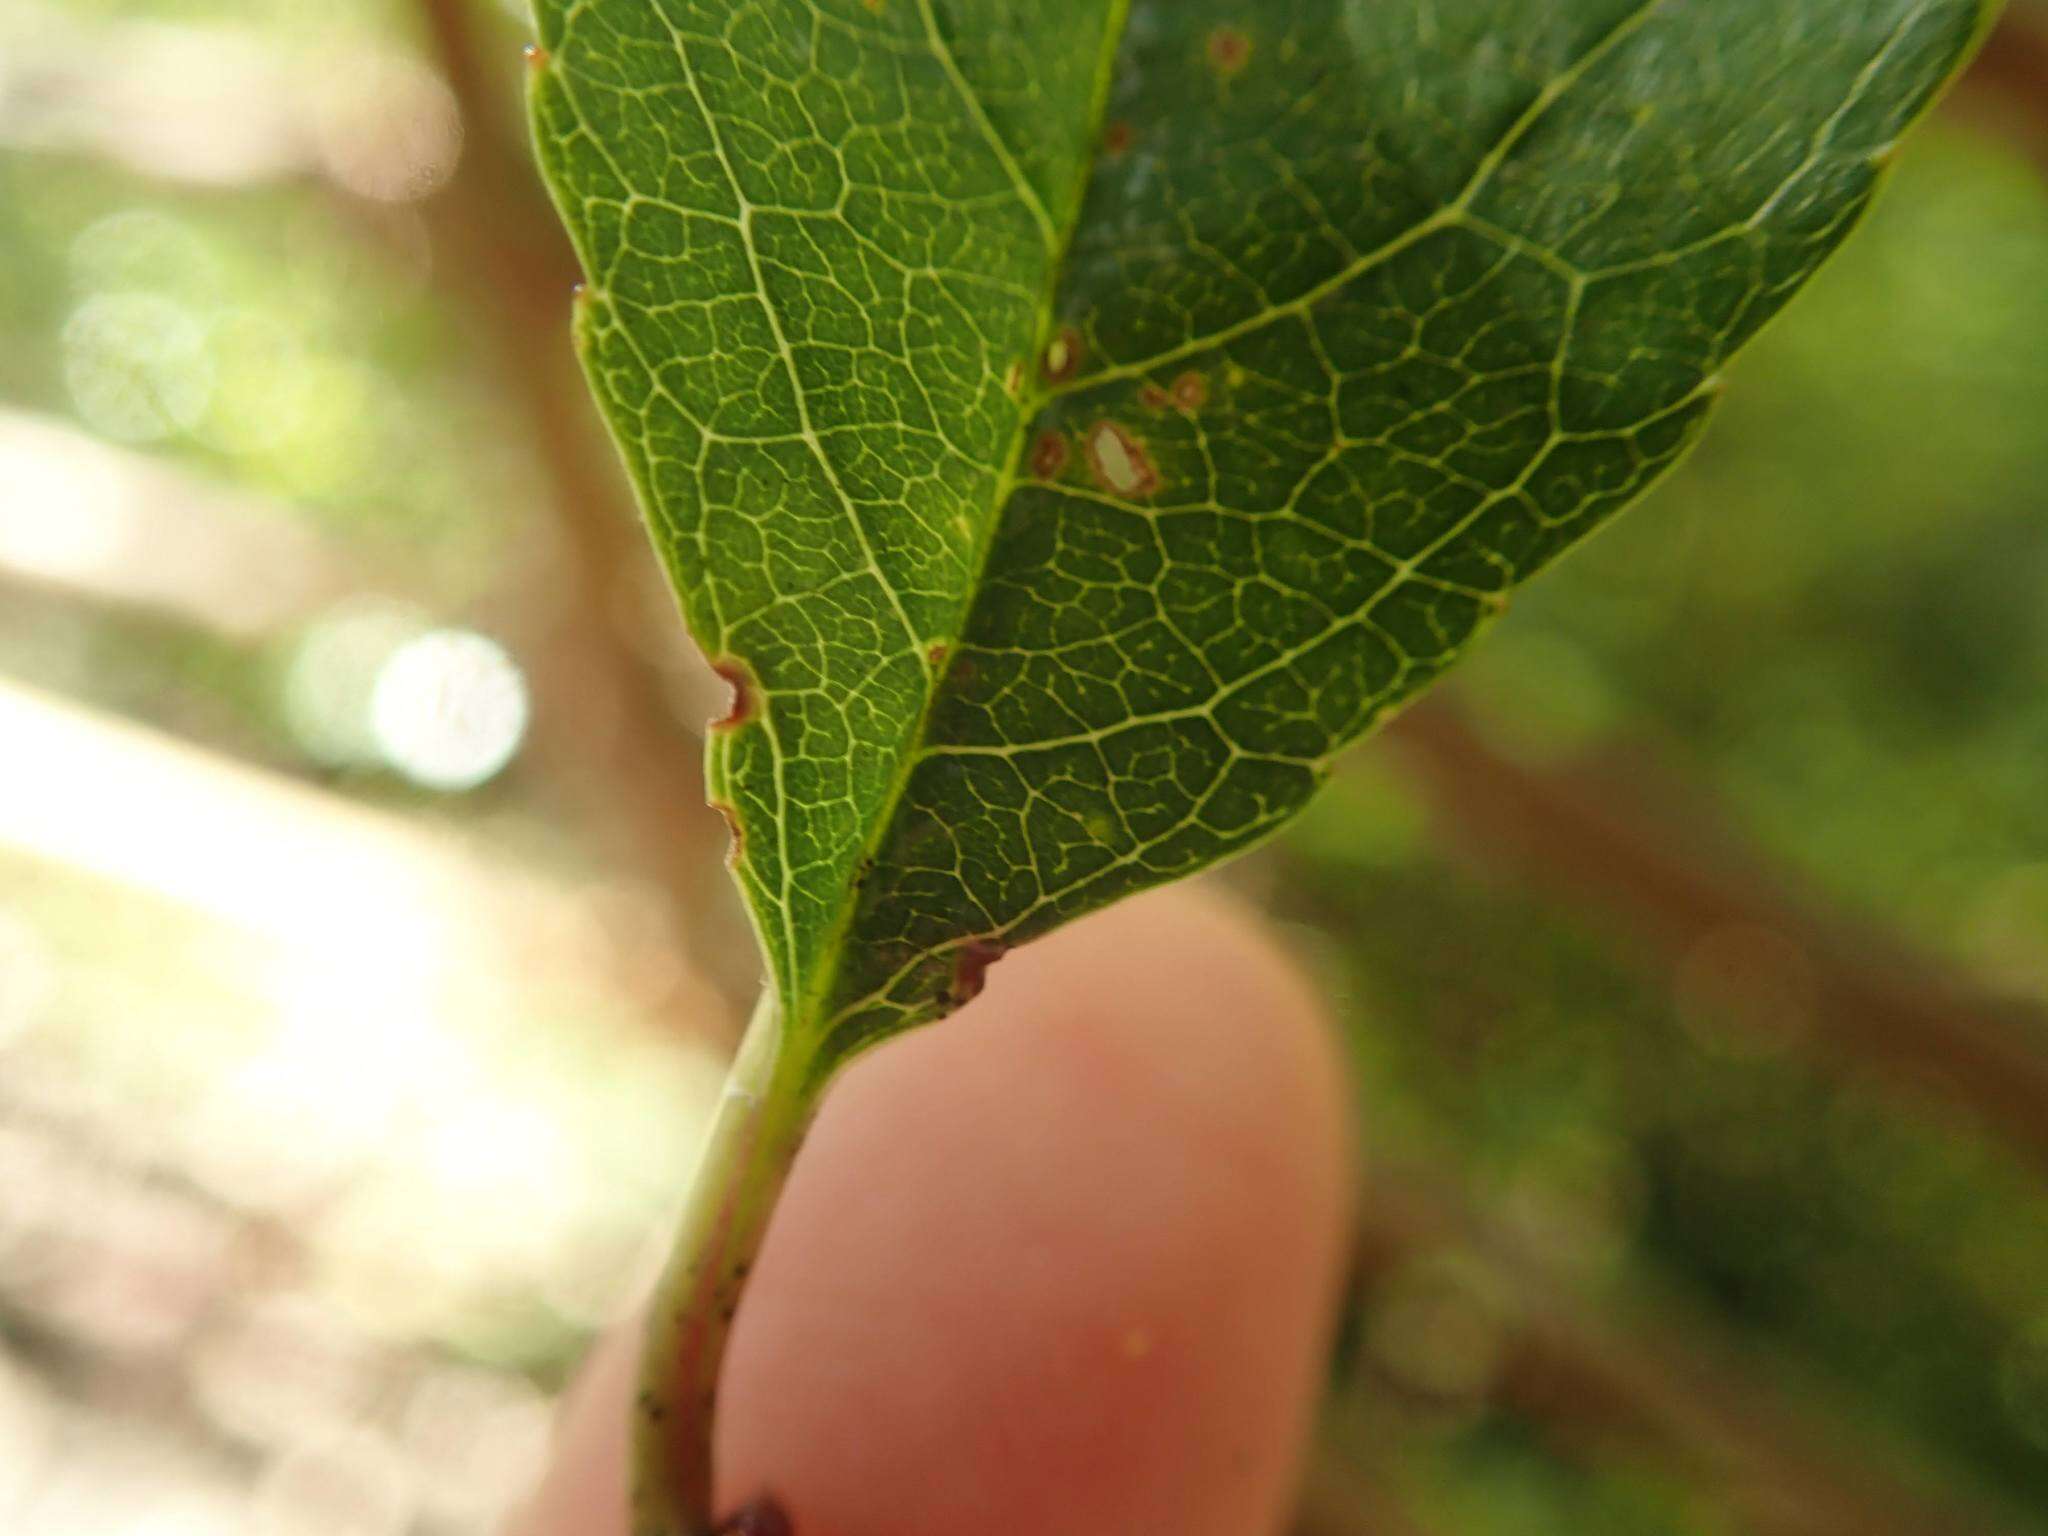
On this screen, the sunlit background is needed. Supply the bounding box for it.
[1,2,2045,1533]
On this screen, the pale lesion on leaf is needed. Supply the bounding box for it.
[1083,418,1161,498]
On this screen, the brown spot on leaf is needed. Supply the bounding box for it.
[951,939,1007,1006]
[1040,327,1083,384]
[1138,383,1170,411]
[1029,430,1069,480]
[1169,371,1208,411]
[522,42,550,68]
[1207,25,1252,77]
[712,1496,793,1536]
[1003,360,1024,397]
[1084,420,1159,499]
[1103,119,1134,156]
[926,640,949,669]
[711,801,744,867]
[709,658,756,728]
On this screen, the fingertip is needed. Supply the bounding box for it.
[715,882,1355,1536]
[509,1327,632,1536]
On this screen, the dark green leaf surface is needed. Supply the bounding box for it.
[529,0,1989,1075]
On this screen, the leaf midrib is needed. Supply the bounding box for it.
[786,0,1136,1056]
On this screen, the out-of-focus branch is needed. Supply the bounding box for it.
[410,0,747,1004]
[1346,1163,2006,1536]
[1383,698,2048,1181]
[1954,8,2048,178]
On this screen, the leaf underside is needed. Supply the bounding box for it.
[529,0,1990,1079]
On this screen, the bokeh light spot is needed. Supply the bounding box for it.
[69,208,218,301]
[282,602,428,769]
[312,57,462,204]
[62,293,214,444]
[370,629,528,791]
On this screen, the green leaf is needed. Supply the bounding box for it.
[529,0,1991,1077]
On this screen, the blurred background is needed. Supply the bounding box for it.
[0,1,2044,1532]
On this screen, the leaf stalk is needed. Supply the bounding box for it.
[634,990,812,1535]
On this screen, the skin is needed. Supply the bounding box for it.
[516,884,1356,1536]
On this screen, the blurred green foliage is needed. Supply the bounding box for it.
[1280,124,2048,1528]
